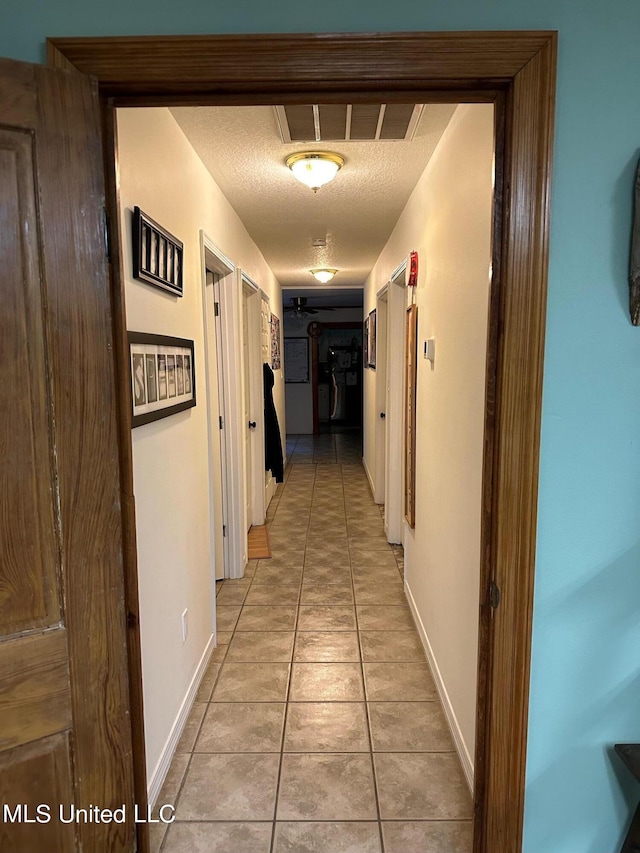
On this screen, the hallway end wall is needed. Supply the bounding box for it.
[363,103,494,773]
[117,107,284,786]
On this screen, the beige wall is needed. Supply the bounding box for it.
[117,107,284,787]
[363,104,494,774]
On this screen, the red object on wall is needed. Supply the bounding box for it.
[408,250,418,287]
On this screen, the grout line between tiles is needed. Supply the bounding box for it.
[341,464,387,853]
[269,461,315,853]
[162,817,473,823]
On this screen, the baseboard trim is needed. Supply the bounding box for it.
[265,473,276,508]
[362,455,376,501]
[404,580,474,792]
[147,633,215,807]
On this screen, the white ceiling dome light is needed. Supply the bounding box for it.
[310,268,338,284]
[286,152,344,192]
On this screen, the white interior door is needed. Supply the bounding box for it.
[201,235,238,578]
[242,286,252,532]
[203,248,247,578]
[384,263,407,544]
[211,275,227,580]
[203,268,228,582]
[375,290,388,505]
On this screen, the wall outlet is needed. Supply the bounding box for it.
[181,609,188,643]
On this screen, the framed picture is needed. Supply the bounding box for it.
[367,308,377,368]
[129,332,196,427]
[284,337,309,383]
[132,207,184,296]
[405,305,418,527]
[261,295,271,362]
[363,315,370,369]
[271,314,281,370]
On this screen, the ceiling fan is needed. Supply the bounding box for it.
[284,296,335,317]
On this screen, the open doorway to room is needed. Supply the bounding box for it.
[318,324,363,432]
[202,263,229,585]
[283,285,363,444]
[43,31,555,853]
[114,96,492,853]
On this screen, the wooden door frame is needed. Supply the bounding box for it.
[47,31,557,853]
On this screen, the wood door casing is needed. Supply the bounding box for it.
[47,31,557,853]
[0,58,134,852]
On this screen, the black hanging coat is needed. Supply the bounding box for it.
[263,363,284,483]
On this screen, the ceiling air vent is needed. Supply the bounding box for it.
[275,104,423,143]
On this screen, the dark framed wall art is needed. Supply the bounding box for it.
[129,332,196,427]
[367,309,377,369]
[132,206,184,296]
[271,314,281,370]
[363,315,370,368]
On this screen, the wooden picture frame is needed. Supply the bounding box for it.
[132,206,184,296]
[363,315,370,369]
[128,332,195,426]
[405,305,418,526]
[271,314,281,370]
[367,308,377,368]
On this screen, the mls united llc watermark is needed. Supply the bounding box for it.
[2,804,175,824]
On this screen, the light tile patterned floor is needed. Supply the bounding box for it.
[152,434,473,853]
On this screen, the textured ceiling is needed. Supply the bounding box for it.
[170,104,458,290]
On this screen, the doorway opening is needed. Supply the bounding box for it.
[282,290,364,434]
[202,239,235,582]
[241,271,268,530]
[48,31,556,853]
[373,286,387,506]
[116,96,490,852]
[376,261,408,544]
[316,323,363,434]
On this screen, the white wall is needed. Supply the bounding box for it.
[284,306,363,434]
[363,104,494,775]
[117,107,284,786]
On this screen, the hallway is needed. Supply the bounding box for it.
[286,432,362,465]
[152,446,473,853]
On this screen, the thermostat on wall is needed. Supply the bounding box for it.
[423,338,436,365]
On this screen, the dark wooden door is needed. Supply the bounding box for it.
[0,58,135,852]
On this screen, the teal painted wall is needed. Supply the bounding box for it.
[2,2,639,850]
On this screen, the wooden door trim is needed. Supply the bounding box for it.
[100,103,150,853]
[48,31,557,853]
[47,31,551,97]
